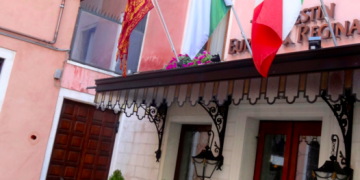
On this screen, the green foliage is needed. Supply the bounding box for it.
[164,51,213,70]
[109,170,124,180]
[179,55,192,64]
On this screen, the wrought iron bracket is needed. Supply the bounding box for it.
[123,101,167,162]
[321,89,355,169]
[147,102,167,162]
[198,96,231,170]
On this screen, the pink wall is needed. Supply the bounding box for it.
[0,0,79,179]
[226,0,360,61]
[61,64,111,95]
[138,0,190,71]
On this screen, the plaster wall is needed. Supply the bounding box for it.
[138,0,190,71]
[226,0,360,61]
[134,0,360,70]
[0,0,79,179]
[113,96,360,180]
[61,63,112,95]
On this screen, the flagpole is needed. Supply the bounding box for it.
[320,0,337,46]
[152,0,180,62]
[230,6,253,57]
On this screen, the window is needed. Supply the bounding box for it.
[70,0,147,75]
[174,125,212,180]
[254,121,322,180]
[0,59,3,74]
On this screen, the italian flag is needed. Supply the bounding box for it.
[182,0,232,59]
[252,0,303,77]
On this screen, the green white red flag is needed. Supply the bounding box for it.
[251,0,303,77]
[182,0,230,59]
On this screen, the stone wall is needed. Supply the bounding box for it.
[113,115,160,180]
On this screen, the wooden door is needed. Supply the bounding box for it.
[254,121,322,180]
[46,99,119,180]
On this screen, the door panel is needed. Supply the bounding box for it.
[254,121,322,180]
[289,122,322,180]
[47,100,119,180]
[254,122,293,180]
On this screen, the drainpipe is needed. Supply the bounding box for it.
[0,31,69,51]
[0,0,66,44]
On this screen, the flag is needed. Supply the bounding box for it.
[182,0,230,59]
[251,0,303,77]
[116,0,154,77]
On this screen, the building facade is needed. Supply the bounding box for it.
[0,0,359,180]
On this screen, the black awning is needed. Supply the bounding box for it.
[92,44,360,114]
[95,43,360,92]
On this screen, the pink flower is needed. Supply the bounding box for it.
[188,62,194,66]
[182,64,188,67]
[186,54,189,57]
[178,54,182,56]
[199,55,205,60]
[203,51,207,55]
[197,60,201,64]
[205,61,211,64]
[195,57,198,59]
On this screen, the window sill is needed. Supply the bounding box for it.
[66,60,120,77]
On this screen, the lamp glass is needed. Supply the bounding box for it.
[313,171,333,179]
[193,158,205,178]
[336,174,349,180]
[192,157,219,179]
[313,160,351,180]
[204,159,219,178]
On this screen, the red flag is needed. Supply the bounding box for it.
[116,0,154,77]
[251,0,283,77]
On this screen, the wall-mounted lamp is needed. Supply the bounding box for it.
[312,135,353,180]
[315,90,356,180]
[192,131,220,180]
[192,97,231,180]
[309,36,322,50]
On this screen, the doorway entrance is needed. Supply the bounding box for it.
[254,121,322,180]
[46,99,119,180]
[174,125,212,180]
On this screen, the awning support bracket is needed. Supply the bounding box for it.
[321,89,355,171]
[198,96,231,170]
[147,102,167,162]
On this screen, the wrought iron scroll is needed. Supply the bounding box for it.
[147,102,167,162]
[330,134,340,162]
[198,96,231,170]
[321,89,355,168]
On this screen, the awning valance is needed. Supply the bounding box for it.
[95,69,360,114]
[93,44,360,114]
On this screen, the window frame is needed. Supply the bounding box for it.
[0,58,3,74]
[69,7,123,74]
[69,6,122,75]
[69,5,148,75]
[0,48,16,113]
